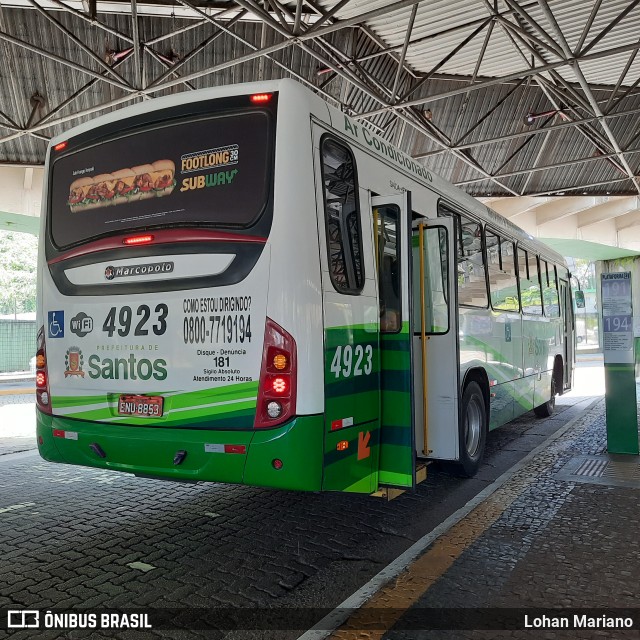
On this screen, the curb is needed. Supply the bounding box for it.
[297,395,602,640]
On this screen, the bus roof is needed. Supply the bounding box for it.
[48,78,566,268]
[318,98,567,268]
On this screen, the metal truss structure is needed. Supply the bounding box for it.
[1,0,640,198]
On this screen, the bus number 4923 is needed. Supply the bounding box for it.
[103,304,168,337]
[330,344,373,379]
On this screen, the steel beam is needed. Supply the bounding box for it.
[530,176,633,197]
[26,0,131,87]
[414,105,640,158]
[131,0,143,89]
[147,10,246,89]
[579,0,640,57]
[172,0,344,104]
[455,148,640,187]
[603,44,638,112]
[46,0,133,43]
[390,4,417,103]
[354,38,640,120]
[0,29,133,91]
[574,0,602,54]
[305,0,352,34]
[33,53,132,128]
[536,0,640,193]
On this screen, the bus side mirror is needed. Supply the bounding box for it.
[574,290,585,308]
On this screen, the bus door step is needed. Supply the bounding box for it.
[371,463,429,501]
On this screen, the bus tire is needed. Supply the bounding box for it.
[534,376,556,418]
[457,381,487,477]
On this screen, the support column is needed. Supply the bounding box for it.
[601,268,639,455]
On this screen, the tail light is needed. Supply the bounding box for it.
[250,93,272,104]
[254,318,296,428]
[36,326,52,414]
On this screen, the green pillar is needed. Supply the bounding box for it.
[601,272,639,455]
[604,364,639,454]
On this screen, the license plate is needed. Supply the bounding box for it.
[118,395,163,417]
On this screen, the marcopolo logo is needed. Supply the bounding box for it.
[105,262,174,280]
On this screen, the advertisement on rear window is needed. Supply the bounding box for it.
[49,111,271,248]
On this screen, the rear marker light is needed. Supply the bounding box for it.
[224,444,246,454]
[267,401,282,419]
[35,326,52,415]
[250,93,272,103]
[272,458,283,470]
[123,234,154,245]
[53,141,68,152]
[53,429,78,440]
[273,354,287,370]
[254,318,297,429]
[38,436,43,445]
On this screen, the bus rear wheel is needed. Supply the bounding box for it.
[534,377,556,418]
[457,381,487,477]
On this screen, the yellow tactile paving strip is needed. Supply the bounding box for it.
[329,402,599,640]
[0,388,34,396]
[329,487,527,639]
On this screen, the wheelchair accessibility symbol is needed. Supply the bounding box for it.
[48,311,64,338]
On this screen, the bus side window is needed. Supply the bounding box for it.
[320,138,364,294]
[543,261,560,317]
[438,205,487,308]
[374,205,401,333]
[457,213,488,308]
[486,230,518,311]
[518,248,543,315]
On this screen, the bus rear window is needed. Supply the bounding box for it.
[49,111,272,248]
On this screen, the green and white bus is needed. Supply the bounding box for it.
[36,79,574,494]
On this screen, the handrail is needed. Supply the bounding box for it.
[418,223,429,456]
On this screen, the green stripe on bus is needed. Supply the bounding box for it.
[58,398,257,425]
[52,380,258,412]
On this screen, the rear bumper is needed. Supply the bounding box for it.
[36,410,324,491]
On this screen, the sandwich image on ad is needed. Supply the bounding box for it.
[67,160,176,212]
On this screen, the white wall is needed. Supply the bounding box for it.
[0,166,44,217]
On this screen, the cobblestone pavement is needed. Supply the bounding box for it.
[0,388,601,640]
[382,396,640,640]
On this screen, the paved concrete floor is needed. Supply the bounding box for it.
[329,367,639,640]
[0,363,607,639]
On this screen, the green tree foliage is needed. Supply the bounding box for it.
[0,230,38,315]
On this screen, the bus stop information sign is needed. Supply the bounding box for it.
[601,272,639,454]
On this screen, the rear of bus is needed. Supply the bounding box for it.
[36,83,324,490]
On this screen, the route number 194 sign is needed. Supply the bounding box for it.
[601,272,633,364]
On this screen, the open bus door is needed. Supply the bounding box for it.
[412,218,460,464]
[559,278,574,391]
[371,193,416,490]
